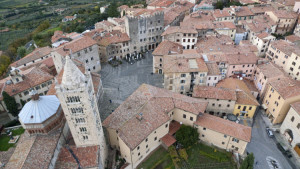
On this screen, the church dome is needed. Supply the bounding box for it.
[18,95,60,124]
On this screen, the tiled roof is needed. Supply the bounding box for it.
[214,22,236,30]
[103,84,208,150]
[152,40,183,56]
[233,6,254,17]
[195,113,252,142]
[149,0,175,7]
[10,47,52,68]
[268,76,300,100]
[55,144,99,168]
[53,36,97,57]
[96,30,130,47]
[1,66,54,97]
[213,8,232,18]
[168,121,180,135]
[206,62,220,75]
[256,32,272,39]
[193,86,237,100]
[163,1,194,26]
[5,129,61,169]
[269,40,300,56]
[225,53,258,65]
[163,56,208,73]
[51,31,68,43]
[162,26,197,36]
[160,134,176,147]
[286,35,300,43]
[217,78,252,94]
[291,102,300,115]
[267,10,298,19]
[239,0,256,4]
[249,5,274,14]
[257,62,285,79]
[236,90,259,106]
[243,79,258,92]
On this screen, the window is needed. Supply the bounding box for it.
[89,47,92,51]
[202,134,205,137]
[227,104,230,107]
[183,114,186,118]
[165,124,168,128]
[137,146,140,150]
[86,60,88,63]
[219,104,221,107]
[154,137,157,141]
[249,107,252,110]
[35,86,40,90]
[79,127,87,132]
[138,152,140,156]
[145,138,148,142]
[181,74,186,77]
[232,138,239,143]
[212,103,215,106]
[146,145,148,148]
[291,116,295,122]
[224,135,227,138]
[238,106,241,109]
[84,49,88,53]
[83,136,88,140]
[190,117,193,121]
[297,123,300,129]
[180,80,185,83]
[222,142,225,145]
[203,127,206,130]
[75,118,85,123]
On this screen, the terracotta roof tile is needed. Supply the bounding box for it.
[236,90,259,106]
[291,102,300,115]
[267,10,298,19]
[95,30,130,47]
[257,62,285,79]
[206,62,220,75]
[162,26,198,36]
[195,113,252,142]
[10,47,52,68]
[3,66,54,96]
[53,36,97,57]
[103,84,208,150]
[268,76,300,100]
[163,56,208,73]
[286,35,300,43]
[152,40,183,56]
[160,134,176,147]
[193,86,237,100]
[149,0,175,8]
[269,40,300,56]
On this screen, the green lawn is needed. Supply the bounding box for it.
[137,143,236,169]
[138,147,175,169]
[0,127,25,151]
[186,143,236,169]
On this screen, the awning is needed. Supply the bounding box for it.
[262,104,268,110]
[160,134,176,147]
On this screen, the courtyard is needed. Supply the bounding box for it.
[99,52,163,120]
[138,143,236,169]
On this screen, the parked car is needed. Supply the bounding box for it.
[266,127,274,137]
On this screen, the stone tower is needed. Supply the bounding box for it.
[55,56,107,168]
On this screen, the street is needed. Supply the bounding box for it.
[247,109,294,169]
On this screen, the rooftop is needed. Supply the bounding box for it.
[193,86,237,101]
[269,40,300,56]
[195,113,252,142]
[103,84,208,150]
[257,62,285,79]
[152,40,183,56]
[291,102,300,115]
[53,36,97,57]
[267,10,298,19]
[95,30,130,47]
[216,78,252,94]
[163,55,208,73]
[10,47,52,68]
[268,76,300,100]
[285,35,300,43]
[206,62,220,75]
[236,90,259,106]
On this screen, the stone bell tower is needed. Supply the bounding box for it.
[55,56,107,168]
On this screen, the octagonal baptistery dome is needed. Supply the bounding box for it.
[18,91,65,135]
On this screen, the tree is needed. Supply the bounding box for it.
[240,153,254,169]
[175,125,199,148]
[17,46,27,58]
[106,2,120,18]
[0,54,11,76]
[2,91,19,117]
[215,1,224,10]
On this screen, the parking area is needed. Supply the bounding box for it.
[98,52,163,121]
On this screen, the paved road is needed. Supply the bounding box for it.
[247,109,293,169]
[98,52,163,121]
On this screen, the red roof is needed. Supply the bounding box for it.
[160,134,176,147]
[168,121,180,135]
